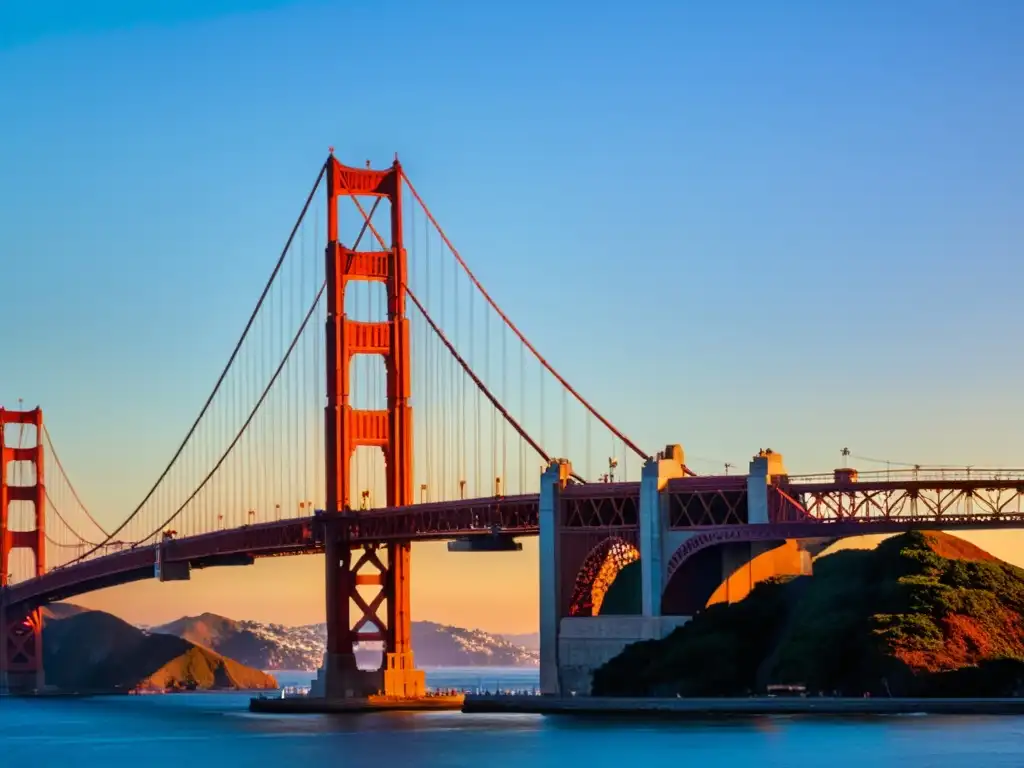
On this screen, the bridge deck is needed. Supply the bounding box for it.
[4,474,1024,610]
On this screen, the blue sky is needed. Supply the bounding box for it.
[2,1,1023,627]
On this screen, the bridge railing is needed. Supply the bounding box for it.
[786,467,1024,485]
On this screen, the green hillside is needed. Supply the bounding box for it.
[593,531,1024,698]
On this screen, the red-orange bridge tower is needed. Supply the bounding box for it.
[320,154,422,698]
[0,407,46,694]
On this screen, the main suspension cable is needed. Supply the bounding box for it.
[42,426,109,537]
[405,286,585,484]
[45,490,103,547]
[65,162,327,564]
[401,171,649,461]
[130,282,328,546]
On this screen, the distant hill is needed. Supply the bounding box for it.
[41,602,88,621]
[403,621,538,667]
[153,613,323,671]
[593,531,1024,698]
[152,614,539,670]
[43,610,277,693]
[501,633,539,652]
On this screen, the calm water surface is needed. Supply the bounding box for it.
[2,668,1022,767]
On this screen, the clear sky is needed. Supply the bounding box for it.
[2,1,1023,632]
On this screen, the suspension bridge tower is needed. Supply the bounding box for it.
[0,407,46,695]
[319,154,425,698]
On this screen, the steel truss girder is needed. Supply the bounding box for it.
[560,484,639,529]
[339,494,541,541]
[790,480,1024,523]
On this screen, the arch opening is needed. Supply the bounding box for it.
[661,537,812,616]
[567,537,640,617]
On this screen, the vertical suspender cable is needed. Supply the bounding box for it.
[402,172,649,463]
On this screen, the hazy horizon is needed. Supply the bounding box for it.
[128,604,541,639]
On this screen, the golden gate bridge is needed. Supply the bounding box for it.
[2,153,1023,695]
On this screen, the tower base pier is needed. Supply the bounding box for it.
[310,653,382,699]
[316,526,425,700]
[310,652,426,699]
[0,606,44,696]
[383,651,426,698]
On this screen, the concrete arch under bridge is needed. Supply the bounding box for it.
[567,535,817,620]
[539,446,824,695]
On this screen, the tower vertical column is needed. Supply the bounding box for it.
[381,159,421,697]
[321,154,423,698]
[539,459,572,695]
[747,449,787,524]
[320,153,358,698]
[0,407,46,695]
[0,407,7,696]
[0,411,9,590]
[639,444,686,618]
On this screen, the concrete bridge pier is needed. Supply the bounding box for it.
[540,446,814,695]
[746,448,788,524]
[539,448,692,695]
[539,459,572,696]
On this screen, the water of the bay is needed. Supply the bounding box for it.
[3,667,1023,766]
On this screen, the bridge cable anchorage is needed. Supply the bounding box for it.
[404,287,585,485]
[41,426,109,538]
[62,162,328,564]
[400,171,652,466]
